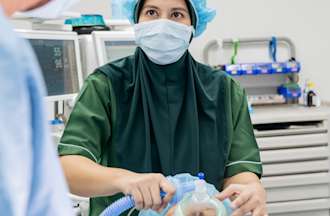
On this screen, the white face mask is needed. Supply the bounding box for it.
[18,0,78,19]
[134,19,194,65]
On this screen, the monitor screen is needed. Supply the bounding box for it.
[104,41,136,63]
[28,39,79,97]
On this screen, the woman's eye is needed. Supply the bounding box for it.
[146,10,158,17]
[172,11,184,19]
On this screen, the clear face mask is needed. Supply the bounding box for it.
[174,180,229,216]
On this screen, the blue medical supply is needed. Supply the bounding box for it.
[240,63,259,75]
[99,196,134,216]
[248,102,254,114]
[269,36,277,62]
[123,0,216,37]
[224,61,301,76]
[197,172,205,180]
[134,19,194,65]
[224,64,242,76]
[65,14,106,27]
[224,36,301,76]
[50,118,65,134]
[65,14,110,34]
[278,83,302,100]
[285,61,301,73]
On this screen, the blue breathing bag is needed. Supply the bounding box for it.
[100,173,233,216]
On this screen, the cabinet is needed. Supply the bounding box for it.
[252,105,330,216]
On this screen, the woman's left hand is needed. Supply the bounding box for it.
[216,182,267,216]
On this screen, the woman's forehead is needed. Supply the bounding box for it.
[142,0,188,9]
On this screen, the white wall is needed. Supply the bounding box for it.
[71,0,330,102]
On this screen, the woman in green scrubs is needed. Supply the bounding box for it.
[59,0,267,215]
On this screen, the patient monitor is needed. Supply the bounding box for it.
[16,30,83,121]
[79,31,136,78]
[16,30,83,102]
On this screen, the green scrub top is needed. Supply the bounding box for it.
[58,48,262,216]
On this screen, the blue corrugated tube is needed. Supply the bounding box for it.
[99,174,199,216]
[99,195,134,216]
[99,182,195,216]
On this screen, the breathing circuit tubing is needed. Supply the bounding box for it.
[99,173,233,216]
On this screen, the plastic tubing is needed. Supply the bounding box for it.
[99,195,135,216]
[99,181,195,216]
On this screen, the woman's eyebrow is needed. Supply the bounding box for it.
[171,7,189,13]
[142,5,160,10]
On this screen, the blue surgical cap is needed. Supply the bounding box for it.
[122,0,216,37]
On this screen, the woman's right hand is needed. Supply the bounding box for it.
[115,172,176,212]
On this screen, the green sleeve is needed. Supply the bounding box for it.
[225,79,263,178]
[58,72,111,163]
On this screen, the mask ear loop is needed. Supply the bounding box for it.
[269,36,277,62]
[185,0,197,42]
[231,39,240,65]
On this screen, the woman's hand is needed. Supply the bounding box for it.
[115,172,176,212]
[216,182,267,216]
